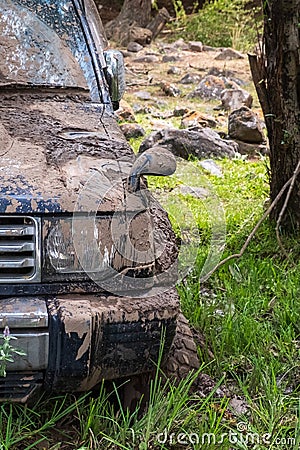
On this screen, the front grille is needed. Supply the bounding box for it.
[0,216,41,283]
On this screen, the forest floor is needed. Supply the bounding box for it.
[120,37,260,138]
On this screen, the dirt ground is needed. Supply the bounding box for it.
[117,38,264,142]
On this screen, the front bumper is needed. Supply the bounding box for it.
[0,290,179,401]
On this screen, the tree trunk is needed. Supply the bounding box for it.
[249,0,300,228]
[104,0,170,46]
[116,0,152,27]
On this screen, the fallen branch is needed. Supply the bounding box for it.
[201,160,300,282]
[147,7,170,40]
[160,27,186,33]
[188,64,206,72]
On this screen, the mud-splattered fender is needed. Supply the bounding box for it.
[45,291,179,392]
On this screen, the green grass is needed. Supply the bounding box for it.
[2,158,300,448]
[150,155,300,448]
[174,157,300,448]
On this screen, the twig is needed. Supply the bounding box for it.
[188,64,206,72]
[160,27,185,33]
[126,81,161,87]
[126,81,150,86]
[275,159,300,257]
[201,160,300,282]
[0,140,14,157]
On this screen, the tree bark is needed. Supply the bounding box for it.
[104,0,171,46]
[147,7,170,40]
[116,0,152,27]
[250,0,300,228]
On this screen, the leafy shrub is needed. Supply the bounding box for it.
[0,326,26,377]
[172,0,262,52]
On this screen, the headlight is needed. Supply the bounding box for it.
[42,213,155,282]
[43,216,114,281]
[46,220,78,273]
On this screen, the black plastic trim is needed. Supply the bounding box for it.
[0,281,103,297]
[45,298,90,392]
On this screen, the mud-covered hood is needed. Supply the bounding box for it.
[0,94,134,213]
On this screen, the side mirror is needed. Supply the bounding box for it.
[104,50,126,110]
[128,147,176,192]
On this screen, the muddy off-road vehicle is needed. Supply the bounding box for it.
[0,0,201,402]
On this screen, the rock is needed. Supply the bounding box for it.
[215,48,245,60]
[159,39,188,51]
[178,185,210,199]
[221,88,253,110]
[173,38,189,50]
[181,111,218,128]
[173,106,190,117]
[116,100,136,122]
[121,50,136,58]
[190,75,226,100]
[139,127,239,159]
[167,66,181,75]
[202,45,219,52]
[188,41,203,52]
[132,103,153,114]
[179,73,201,84]
[207,67,246,86]
[133,54,159,63]
[134,91,152,100]
[234,139,269,156]
[156,99,169,108]
[162,54,180,62]
[161,82,181,97]
[106,23,153,47]
[228,107,265,143]
[120,123,145,139]
[127,42,143,52]
[190,75,239,100]
[128,27,152,46]
[149,110,174,119]
[229,396,249,416]
[148,119,174,130]
[199,159,223,177]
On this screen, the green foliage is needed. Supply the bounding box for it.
[172,0,186,21]
[0,327,26,377]
[0,394,88,449]
[171,0,262,52]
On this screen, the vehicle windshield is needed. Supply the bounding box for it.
[0,0,100,100]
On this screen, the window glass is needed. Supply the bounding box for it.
[0,0,99,99]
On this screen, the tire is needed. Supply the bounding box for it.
[162,313,223,398]
[162,312,200,380]
[120,314,200,410]
[121,313,224,409]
